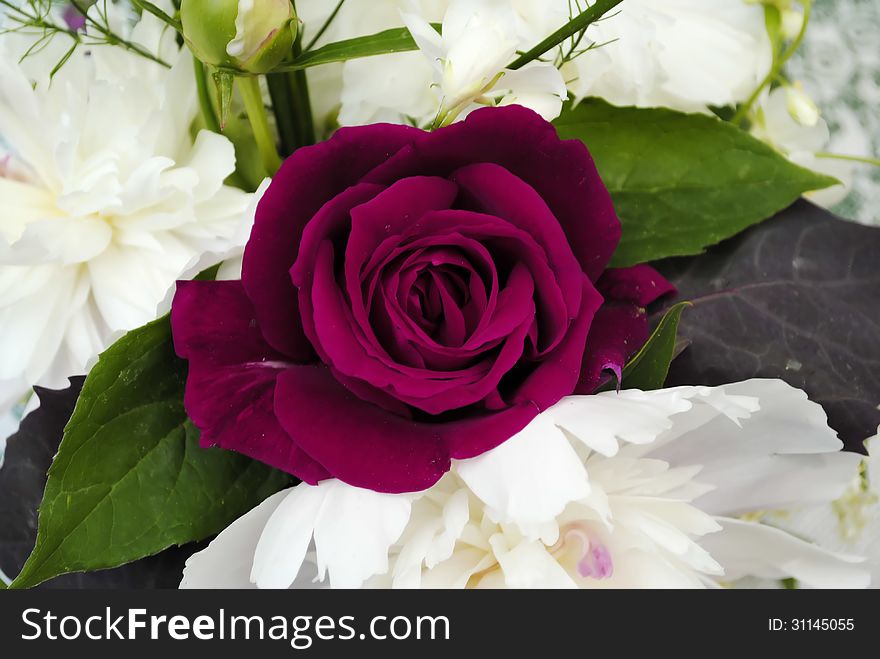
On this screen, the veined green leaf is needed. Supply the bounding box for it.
[11,317,291,589]
[273,24,439,72]
[554,99,838,267]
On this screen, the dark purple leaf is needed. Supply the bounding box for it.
[658,200,880,453]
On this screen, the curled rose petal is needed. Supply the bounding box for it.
[243,123,421,360]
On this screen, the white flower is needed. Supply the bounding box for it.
[744,433,880,588]
[0,4,253,402]
[750,87,852,208]
[566,0,773,112]
[316,0,771,126]
[181,380,869,589]
[297,0,446,129]
[402,0,567,125]
[327,0,566,127]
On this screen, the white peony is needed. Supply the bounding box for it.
[311,0,773,127]
[0,3,253,409]
[566,0,773,112]
[742,434,879,588]
[181,379,869,589]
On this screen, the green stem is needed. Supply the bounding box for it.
[238,76,282,175]
[815,152,880,168]
[507,0,625,70]
[289,23,316,148]
[731,0,811,126]
[193,56,220,133]
[289,68,316,147]
[266,73,299,156]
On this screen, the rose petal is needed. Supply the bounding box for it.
[274,363,542,493]
[171,280,329,483]
[576,265,676,392]
[511,276,604,409]
[243,123,421,359]
[363,105,620,281]
[598,265,676,307]
[451,162,583,317]
[577,303,650,394]
[274,364,451,493]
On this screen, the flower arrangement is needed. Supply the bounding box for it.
[0,0,877,590]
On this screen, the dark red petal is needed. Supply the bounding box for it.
[171,280,329,483]
[274,364,451,493]
[363,105,620,281]
[597,264,676,306]
[274,364,543,492]
[242,123,421,359]
[576,303,651,394]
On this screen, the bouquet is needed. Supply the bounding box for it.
[0,0,877,590]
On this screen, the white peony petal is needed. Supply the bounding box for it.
[0,8,251,397]
[312,481,414,589]
[251,484,330,589]
[483,536,577,589]
[252,480,414,589]
[643,380,859,515]
[704,517,869,589]
[181,489,289,589]
[571,0,771,111]
[456,413,590,530]
[550,389,691,457]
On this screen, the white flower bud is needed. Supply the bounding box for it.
[785,83,820,127]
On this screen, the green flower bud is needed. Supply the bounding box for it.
[180,0,297,74]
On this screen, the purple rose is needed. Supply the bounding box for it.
[171,106,673,493]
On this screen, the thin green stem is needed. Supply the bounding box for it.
[304,0,346,51]
[131,0,182,31]
[193,56,220,133]
[266,0,316,153]
[815,152,880,168]
[266,73,299,156]
[238,76,282,175]
[508,0,624,70]
[289,69,316,147]
[732,0,811,126]
[288,17,316,149]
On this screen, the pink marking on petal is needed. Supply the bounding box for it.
[553,523,614,580]
[579,541,613,580]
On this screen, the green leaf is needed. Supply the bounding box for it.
[553,99,838,267]
[132,0,182,31]
[212,69,234,130]
[620,302,691,391]
[273,24,439,72]
[11,317,290,589]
